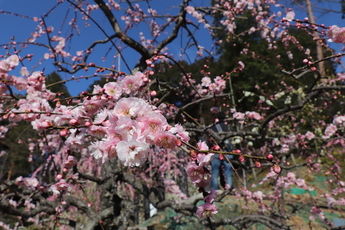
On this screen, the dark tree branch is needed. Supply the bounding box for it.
[205,214,290,230]
[175,93,233,123]
[94,0,150,62]
[152,0,190,54]
[67,0,132,72]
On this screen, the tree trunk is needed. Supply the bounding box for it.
[306,0,326,77]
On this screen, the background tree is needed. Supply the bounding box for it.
[46,71,71,99]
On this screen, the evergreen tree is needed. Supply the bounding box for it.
[45,72,71,99]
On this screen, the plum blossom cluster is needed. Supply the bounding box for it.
[195,76,226,96]
[185,141,221,217]
[2,59,189,199]
[233,111,263,121]
[327,25,345,44]
[15,176,39,190]
[235,188,266,211]
[321,114,345,139]
[196,190,218,218]
[186,141,213,192]
[247,171,314,212]
[89,97,189,166]
[0,55,20,93]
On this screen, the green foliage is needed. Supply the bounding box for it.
[211,10,336,109]
[0,120,39,179]
[45,72,71,99]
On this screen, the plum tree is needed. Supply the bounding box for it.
[0,0,345,229]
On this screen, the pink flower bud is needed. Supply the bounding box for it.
[56,174,63,181]
[266,154,274,161]
[69,119,78,126]
[272,164,281,174]
[85,121,92,127]
[150,91,157,97]
[64,156,77,169]
[55,180,69,191]
[238,155,245,162]
[41,121,52,128]
[60,129,69,137]
[255,161,262,168]
[212,145,221,151]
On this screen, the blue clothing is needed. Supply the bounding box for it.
[209,117,235,190]
[211,154,233,190]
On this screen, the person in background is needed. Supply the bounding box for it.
[210,112,234,191]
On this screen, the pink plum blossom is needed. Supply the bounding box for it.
[88,125,107,138]
[210,107,220,114]
[104,82,122,100]
[89,140,108,163]
[113,116,142,141]
[285,11,295,21]
[50,179,69,194]
[13,76,28,91]
[153,131,178,149]
[201,76,211,87]
[327,25,345,43]
[238,61,245,69]
[0,84,7,93]
[197,141,209,151]
[323,124,337,138]
[121,73,143,94]
[169,124,190,142]
[0,55,19,74]
[64,156,78,169]
[186,162,211,188]
[305,131,315,140]
[113,97,152,118]
[138,113,168,141]
[196,203,218,218]
[246,111,263,120]
[103,138,120,159]
[333,115,345,125]
[116,140,150,167]
[233,112,245,120]
[204,190,217,204]
[197,153,214,167]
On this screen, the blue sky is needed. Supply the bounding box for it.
[0,0,213,95]
[0,0,345,96]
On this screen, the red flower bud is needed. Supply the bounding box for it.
[212,145,221,151]
[266,154,274,161]
[255,161,262,168]
[238,155,245,162]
